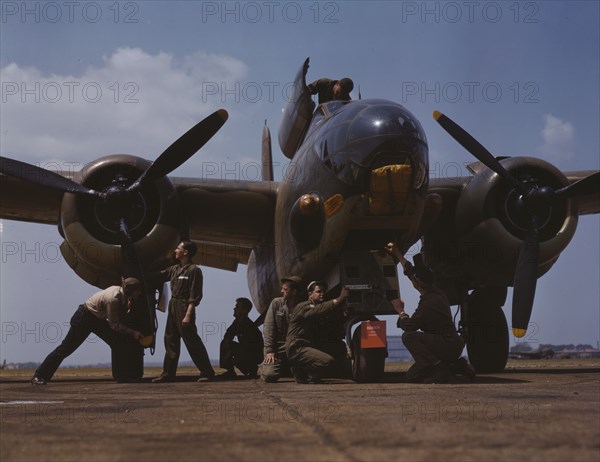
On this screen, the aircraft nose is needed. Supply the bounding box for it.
[316,101,428,191]
[345,103,428,215]
[368,164,413,215]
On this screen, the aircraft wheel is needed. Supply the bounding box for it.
[464,287,509,373]
[350,327,386,383]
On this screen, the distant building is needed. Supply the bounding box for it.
[555,348,600,359]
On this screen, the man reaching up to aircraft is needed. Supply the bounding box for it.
[286,282,349,384]
[386,243,475,384]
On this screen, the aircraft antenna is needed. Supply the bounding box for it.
[262,120,274,181]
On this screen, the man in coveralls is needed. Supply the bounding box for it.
[152,240,215,382]
[261,275,302,382]
[286,281,349,383]
[386,243,475,383]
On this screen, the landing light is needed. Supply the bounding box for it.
[324,194,344,218]
[299,194,321,216]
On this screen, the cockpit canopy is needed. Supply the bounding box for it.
[308,100,428,188]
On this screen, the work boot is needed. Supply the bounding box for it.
[291,366,310,384]
[30,376,47,385]
[405,363,431,383]
[197,372,215,382]
[450,357,476,381]
[423,362,451,384]
[152,374,174,383]
[219,369,237,378]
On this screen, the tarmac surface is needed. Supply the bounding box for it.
[1,360,599,462]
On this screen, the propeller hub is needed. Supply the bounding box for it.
[94,182,148,238]
[526,185,555,210]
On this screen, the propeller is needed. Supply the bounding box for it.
[1,109,228,199]
[120,220,158,351]
[129,109,228,191]
[0,156,100,197]
[433,110,599,337]
[1,109,229,348]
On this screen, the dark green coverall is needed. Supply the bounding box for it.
[398,286,464,374]
[285,300,341,380]
[159,263,214,378]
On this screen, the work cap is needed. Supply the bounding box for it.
[122,277,142,292]
[338,78,354,93]
[307,280,327,292]
[281,275,303,285]
[413,267,434,284]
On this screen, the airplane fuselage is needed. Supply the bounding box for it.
[272,98,429,294]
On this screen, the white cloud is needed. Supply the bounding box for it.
[539,113,575,160]
[0,47,248,165]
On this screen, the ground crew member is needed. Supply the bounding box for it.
[286,281,349,383]
[308,77,354,104]
[261,276,302,382]
[386,243,474,383]
[219,297,263,379]
[31,278,144,385]
[152,240,215,383]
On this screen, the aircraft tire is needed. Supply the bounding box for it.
[350,327,386,383]
[464,287,509,373]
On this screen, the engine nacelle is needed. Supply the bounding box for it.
[59,155,183,288]
[453,157,578,287]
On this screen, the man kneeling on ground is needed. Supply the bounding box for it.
[387,243,475,384]
[286,281,349,384]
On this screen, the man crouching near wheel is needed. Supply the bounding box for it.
[386,243,475,384]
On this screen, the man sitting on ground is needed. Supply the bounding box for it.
[219,297,264,379]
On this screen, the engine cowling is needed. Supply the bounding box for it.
[59,155,183,288]
[453,156,578,287]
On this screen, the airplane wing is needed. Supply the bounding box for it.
[0,173,278,272]
[0,174,65,224]
[173,177,278,271]
[565,171,600,215]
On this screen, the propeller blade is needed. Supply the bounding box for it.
[132,109,228,189]
[120,234,157,351]
[555,171,600,200]
[433,111,528,195]
[511,221,539,338]
[0,156,98,196]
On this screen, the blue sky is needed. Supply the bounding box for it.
[1,1,598,366]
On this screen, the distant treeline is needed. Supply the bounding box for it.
[510,342,596,353]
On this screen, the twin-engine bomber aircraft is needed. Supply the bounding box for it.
[1,59,598,381]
